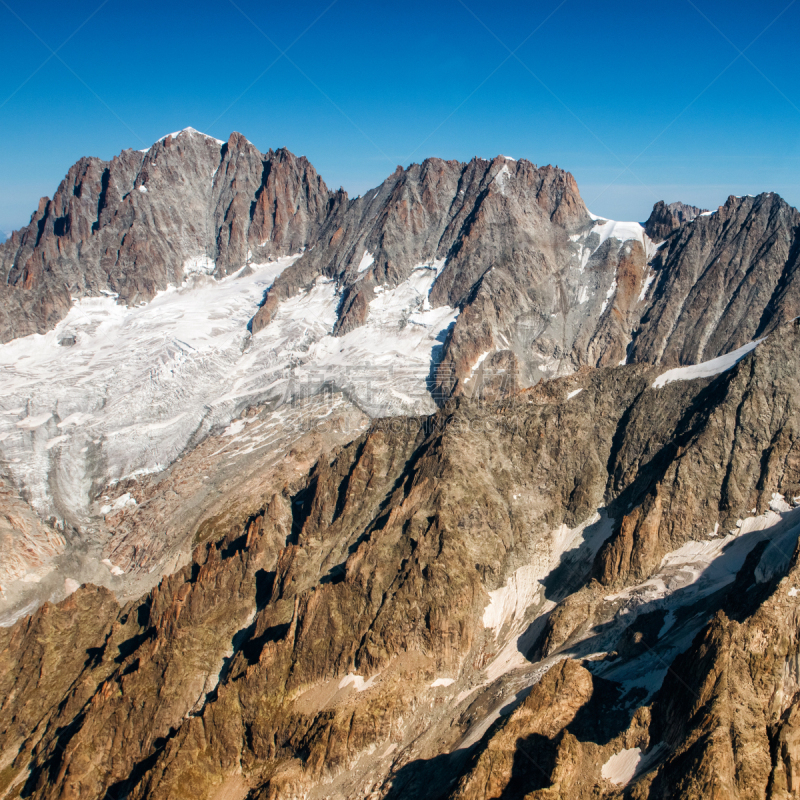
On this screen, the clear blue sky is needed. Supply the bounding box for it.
[1,0,799,236]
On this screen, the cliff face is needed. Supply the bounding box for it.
[629,192,800,368]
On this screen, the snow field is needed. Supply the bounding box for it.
[0,256,457,527]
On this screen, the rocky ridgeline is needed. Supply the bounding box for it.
[3,131,800,402]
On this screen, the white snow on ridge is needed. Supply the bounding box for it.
[138,127,225,152]
[652,338,765,388]
[157,127,224,145]
[574,214,660,273]
[591,219,645,249]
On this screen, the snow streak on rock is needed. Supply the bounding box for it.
[652,337,765,388]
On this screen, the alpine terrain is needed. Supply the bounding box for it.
[2,127,800,799]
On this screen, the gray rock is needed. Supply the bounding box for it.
[629,192,800,367]
[644,199,706,240]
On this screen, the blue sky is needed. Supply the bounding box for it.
[1,0,798,235]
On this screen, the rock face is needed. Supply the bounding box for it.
[630,192,800,367]
[3,316,800,799]
[4,132,800,399]
[0,128,335,342]
[253,167,800,401]
[644,200,706,240]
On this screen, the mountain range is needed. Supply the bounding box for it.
[1,128,800,799]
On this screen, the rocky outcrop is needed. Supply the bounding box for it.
[451,659,596,800]
[644,200,706,240]
[0,474,65,592]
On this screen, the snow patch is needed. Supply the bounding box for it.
[652,338,765,388]
[483,564,542,639]
[464,350,492,384]
[591,218,646,248]
[638,272,656,302]
[602,748,642,785]
[494,164,512,195]
[482,511,615,643]
[600,277,617,315]
[567,388,583,400]
[771,492,792,513]
[101,558,125,576]
[357,250,375,273]
[430,677,455,688]
[100,493,137,515]
[183,255,216,276]
[338,673,378,692]
[579,215,660,267]
[223,419,247,437]
[606,507,800,613]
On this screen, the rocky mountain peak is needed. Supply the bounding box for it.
[629,190,800,367]
[643,199,707,240]
[0,131,335,343]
